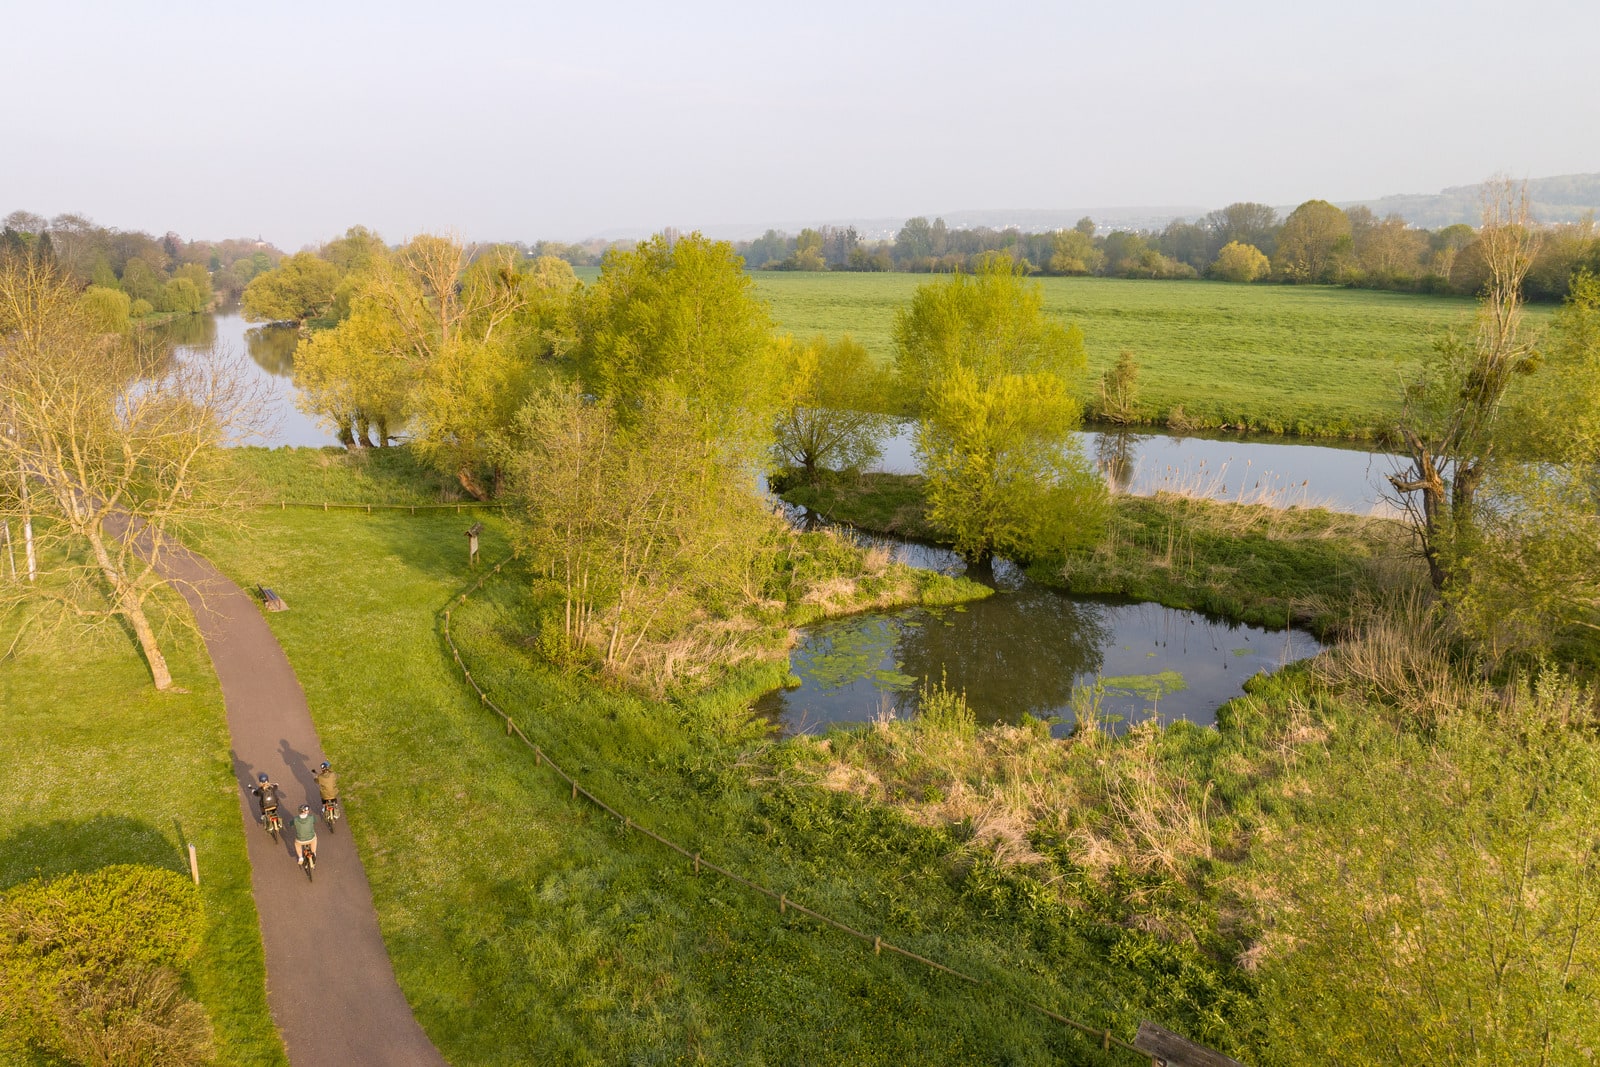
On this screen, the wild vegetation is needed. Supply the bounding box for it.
[9,179,1600,1064]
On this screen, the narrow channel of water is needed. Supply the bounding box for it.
[755,523,1322,737]
[869,419,1400,516]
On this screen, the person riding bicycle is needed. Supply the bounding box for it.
[250,773,283,826]
[313,760,338,812]
[291,804,317,865]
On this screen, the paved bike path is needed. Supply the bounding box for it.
[164,547,448,1067]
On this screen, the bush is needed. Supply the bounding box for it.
[0,865,211,1064]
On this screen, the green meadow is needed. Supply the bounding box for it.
[750,272,1546,438]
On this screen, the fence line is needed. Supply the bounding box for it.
[440,555,1160,1065]
[249,500,509,515]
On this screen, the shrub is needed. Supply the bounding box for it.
[0,865,210,1064]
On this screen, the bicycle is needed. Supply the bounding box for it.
[321,798,340,834]
[264,807,283,843]
[299,845,316,882]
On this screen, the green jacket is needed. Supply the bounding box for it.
[314,768,338,801]
[291,811,317,842]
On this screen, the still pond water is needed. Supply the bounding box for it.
[755,535,1322,737]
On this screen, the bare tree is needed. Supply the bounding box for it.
[1388,180,1542,589]
[0,255,266,689]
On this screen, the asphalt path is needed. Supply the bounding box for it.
[163,545,448,1067]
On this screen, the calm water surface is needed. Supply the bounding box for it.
[756,532,1321,737]
[159,311,338,448]
[869,419,1399,515]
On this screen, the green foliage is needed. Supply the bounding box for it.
[1254,670,1600,1065]
[1095,349,1140,424]
[772,333,896,482]
[129,297,154,319]
[919,363,1108,563]
[896,257,1106,563]
[292,296,414,446]
[916,669,976,739]
[1210,241,1270,283]
[79,285,130,333]
[158,276,204,314]
[241,251,341,324]
[574,232,778,459]
[0,866,212,1064]
[1273,200,1352,283]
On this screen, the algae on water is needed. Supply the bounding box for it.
[1098,670,1188,699]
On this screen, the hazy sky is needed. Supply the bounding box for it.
[4,0,1597,249]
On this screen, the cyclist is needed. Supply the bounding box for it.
[250,773,283,826]
[291,804,317,866]
[313,760,338,815]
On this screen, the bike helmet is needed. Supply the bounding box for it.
[320,760,330,770]
[257,772,269,783]
[298,804,311,814]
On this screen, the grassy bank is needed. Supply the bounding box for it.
[0,599,284,1065]
[184,449,1262,1063]
[751,273,1553,439]
[781,471,1408,632]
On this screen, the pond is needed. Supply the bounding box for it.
[155,311,338,448]
[869,419,1400,516]
[755,532,1322,737]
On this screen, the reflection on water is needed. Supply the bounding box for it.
[759,515,1321,736]
[246,324,300,375]
[151,311,338,448]
[868,419,1400,515]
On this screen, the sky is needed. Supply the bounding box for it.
[4,0,1598,250]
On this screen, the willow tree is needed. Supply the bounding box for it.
[1388,181,1542,590]
[352,236,576,497]
[895,254,1104,565]
[0,256,264,690]
[771,334,894,485]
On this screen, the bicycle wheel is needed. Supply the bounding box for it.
[302,851,315,882]
[324,804,338,833]
[267,816,280,843]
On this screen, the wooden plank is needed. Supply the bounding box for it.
[1133,1022,1248,1067]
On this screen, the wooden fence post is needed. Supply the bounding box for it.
[188,844,199,885]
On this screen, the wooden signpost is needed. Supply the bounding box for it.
[465,522,484,568]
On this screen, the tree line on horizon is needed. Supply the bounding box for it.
[715,199,1600,301]
[1,210,282,323]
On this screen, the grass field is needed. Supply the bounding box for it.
[0,599,285,1065]
[183,450,1258,1065]
[749,273,1549,439]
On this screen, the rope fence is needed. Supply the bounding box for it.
[440,554,1164,1065]
[253,500,509,514]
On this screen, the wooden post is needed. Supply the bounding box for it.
[1133,1021,1249,1067]
[188,844,199,885]
[465,522,483,568]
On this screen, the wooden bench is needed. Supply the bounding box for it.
[258,585,288,612]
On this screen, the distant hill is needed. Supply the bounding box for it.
[1339,173,1600,228]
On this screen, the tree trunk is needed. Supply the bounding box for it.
[377,415,391,448]
[85,525,174,690]
[456,466,490,501]
[336,420,356,451]
[355,411,376,449]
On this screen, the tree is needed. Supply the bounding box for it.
[353,235,554,497]
[894,255,1104,564]
[291,298,413,448]
[572,232,777,460]
[1388,180,1541,590]
[507,384,775,685]
[1203,202,1279,258]
[1273,200,1351,282]
[1096,349,1140,424]
[240,251,340,325]
[771,335,895,484]
[0,257,264,690]
[1211,241,1270,283]
[1049,229,1104,275]
[1449,270,1600,658]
